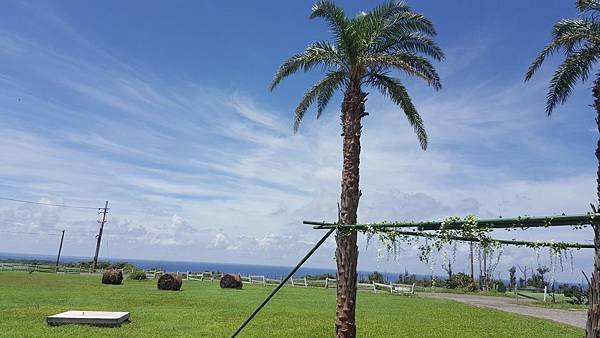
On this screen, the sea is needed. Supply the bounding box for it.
[0,252,426,281]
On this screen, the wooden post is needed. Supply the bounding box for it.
[304,277,308,288]
[372,281,377,293]
[325,277,329,289]
[290,277,294,287]
[389,281,393,294]
[544,286,547,302]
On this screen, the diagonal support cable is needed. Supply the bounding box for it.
[231,227,336,338]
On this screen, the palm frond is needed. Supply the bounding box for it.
[546,47,599,114]
[577,0,600,13]
[271,42,340,91]
[359,1,411,52]
[368,72,427,149]
[387,33,444,61]
[317,71,346,119]
[553,19,600,52]
[364,53,441,90]
[310,1,356,65]
[310,1,347,31]
[368,11,438,57]
[525,44,559,82]
[293,71,347,132]
[386,11,437,37]
[525,19,600,81]
[370,1,410,20]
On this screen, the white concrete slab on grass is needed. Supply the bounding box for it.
[47,311,130,327]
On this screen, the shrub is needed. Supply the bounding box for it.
[129,269,147,280]
[367,271,386,284]
[304,273,335,280]
[564,285,588,305]
[446,272,475,291]
[494,280,507,293]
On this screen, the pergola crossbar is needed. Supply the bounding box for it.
[306,213,599,231]
[386,230,594,249]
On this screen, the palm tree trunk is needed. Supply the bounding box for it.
[586,74,600,337]
[335,78,366,338]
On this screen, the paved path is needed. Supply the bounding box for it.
[423,292,586,329]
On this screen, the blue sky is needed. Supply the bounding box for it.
[0,0,597,282]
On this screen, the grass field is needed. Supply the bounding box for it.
[0,272,584,337]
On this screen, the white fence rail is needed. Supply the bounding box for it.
[181,270,414,295]
[357,281,415,294]
[186,271,222,281]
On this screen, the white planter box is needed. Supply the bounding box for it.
[47,311,130,327]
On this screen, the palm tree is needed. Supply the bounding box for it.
[525,1,600,336]
[271,1,443,336]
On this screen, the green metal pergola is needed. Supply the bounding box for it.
[306,213,599,231]
[231,213,598,337]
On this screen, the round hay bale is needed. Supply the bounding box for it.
[220,274,243,289]
[102,268,123,285]
[157,273,182,291]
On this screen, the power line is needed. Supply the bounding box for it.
[0,230,60,236]
[0,197,100,210]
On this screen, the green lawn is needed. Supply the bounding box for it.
[515,291,588,310]
[0,272,583,337]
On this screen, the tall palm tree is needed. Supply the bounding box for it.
[271,1,443,336]
[525,1,600,336]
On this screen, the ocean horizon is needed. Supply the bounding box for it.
[0,252,431,281]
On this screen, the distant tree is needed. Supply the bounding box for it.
[508,266,517,290]
[442,261,453,280]
[397,269,416,284]
[368,271,386,284]
[537,266,550,283]
[518,265,529,287]
[527,266,550,289]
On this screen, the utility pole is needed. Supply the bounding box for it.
[55,229,65,272]
[92,201,109,271]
